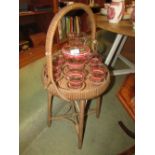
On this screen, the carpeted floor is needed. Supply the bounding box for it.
[20,63,134,155]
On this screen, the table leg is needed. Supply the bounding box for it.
[111,36,128,67]
[105,34,123,66]
[96,96,101,118]
[112,68,135,76]
[105,33,135,76]
[48,92,52,127]
[78,100,85,149]
[111,36,135,75]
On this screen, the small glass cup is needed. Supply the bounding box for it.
[53,57,62,81]
[67,57,86,70]
[89,53,103,67]
[67,32,88,46]
[90,65,107,84]
[66,70,85,89]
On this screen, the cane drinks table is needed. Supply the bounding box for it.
[42,3,110,149]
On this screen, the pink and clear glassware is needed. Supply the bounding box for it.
[107,0,125,23]
[66,70,85,89]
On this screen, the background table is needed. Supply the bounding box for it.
[95,14,135,76]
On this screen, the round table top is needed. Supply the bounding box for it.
[47,71,110,101]
[43,52,111,101]
[95,14,135,37]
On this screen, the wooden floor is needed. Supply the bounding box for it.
[117,73,135,120]
[19,42,65,68]
[19,46,45,68]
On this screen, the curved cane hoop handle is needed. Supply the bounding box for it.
[45,3,96,101]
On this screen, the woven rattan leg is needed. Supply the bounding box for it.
[78,100,85,149]
[48,92,52,127]
[96,96,101,118]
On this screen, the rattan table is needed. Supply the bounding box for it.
[95,14,135,76]
[42,3,110,149]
